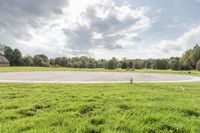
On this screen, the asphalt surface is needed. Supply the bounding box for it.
[0,71,200,84]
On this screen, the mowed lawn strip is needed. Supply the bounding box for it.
[1,66,200,77]
[1,83,200,133]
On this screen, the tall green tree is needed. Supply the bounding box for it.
[107,57,118,69]
[21,56,34,66]
[128,61,134,69]
[33,54,49,67]
[169,57,180,70]
[13,49,22,65]
[196,60,200,71]
[180,49,194,70]
[134,60,145,69]
[4,46,14,65]
[152,59,168,70]
[121,61,128,69]
[190,45,200,68]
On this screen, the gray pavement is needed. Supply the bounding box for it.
[0,71,200,83]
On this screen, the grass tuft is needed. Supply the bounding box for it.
[79,105,95,115]
[90,118,105,126]
[117,104,130,110]
[183,109,200,117]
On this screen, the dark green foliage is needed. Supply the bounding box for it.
[79,105,94,114]
[90,118,105,126]
[121,59,134,69]
[33,54,50,67]
[3,46,14,65]
[128,61,134,69]
[49,58,55,66]
[169,57,180,70]
[117,104,130,110]
[145,61,152,69]
[134,59,145,69]
[1,44,200,71]
[196,60,200,71]
[20,56,34,66]
[180,45,200,70]
[159,124,186,133]
[3,46,22,66]
[152,59,168,70]
[121,61,128,69]
[107,57,118,69]
[190,44,200,67]
[13,49,22,65]
[183,109,200,117]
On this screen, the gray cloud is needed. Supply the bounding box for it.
[0,0,68,46]
[0,0,151,57]
[63,26,93,54]
[85,6,139,34]
[63,2,151,55]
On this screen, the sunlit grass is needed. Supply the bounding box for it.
[1,83,200,132]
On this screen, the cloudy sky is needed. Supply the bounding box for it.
[0,0,200,59]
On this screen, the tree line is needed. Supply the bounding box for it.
[1,44,200,71]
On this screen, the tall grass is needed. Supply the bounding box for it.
[1,83,200,132]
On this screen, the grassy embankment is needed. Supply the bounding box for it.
[1,83,200,132]
[0,66,200,77]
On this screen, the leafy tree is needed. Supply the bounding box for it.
[190,45,200,68]
[2,43,200,71]
[121,61,128,69]
[180,49,193,70]
[96,59,107,68]
[128,61,134,69]
[2,46,22,66]
[144,59,153,69]
[21,56,34,66]
[60,57,69,67]
[72,62,79,68]
[50,58,55,66]
[153,59,168,70]
[3,46,14,65]
[13,49,22,65]
[107,57,118,69]
[134,60,145,69]
[33,54,49,67]
[54,57,62,66]
[196,60,200,71]
[144,62,152,69]
[88,59,96,68]
[169,57,180,70]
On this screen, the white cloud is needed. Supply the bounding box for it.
[148,25,200,58]
[0,0,69,56]
[62,0,151,55]
[0,0,152,57]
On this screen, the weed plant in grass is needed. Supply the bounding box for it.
[1,83,200,132]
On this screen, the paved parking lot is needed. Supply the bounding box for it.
[0,71,199,83]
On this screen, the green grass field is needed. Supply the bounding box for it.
[1,83,200,133]
[1,66,200,77]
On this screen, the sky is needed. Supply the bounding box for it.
[0,0,200,59]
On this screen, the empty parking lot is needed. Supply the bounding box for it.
[0,71,200,83]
